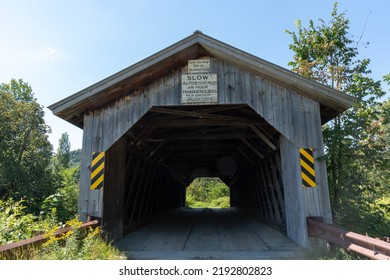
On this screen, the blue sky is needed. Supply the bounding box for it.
[1,0,389,150]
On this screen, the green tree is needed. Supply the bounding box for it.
[0,79,54,213]
[186,178,230,208]
[56,132,71,169]
[43,133,79,223]
[286,3,388,235]
[0,78,34,102]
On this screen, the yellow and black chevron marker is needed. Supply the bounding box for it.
[300,148,316,188]
[90,152,105,190]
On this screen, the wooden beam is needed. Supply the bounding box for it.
[133,127,156,146]
[137,118,253,128]
[195,104,247,113]
[236,147,256,165]
[149,107,257,122]
[157,142,241,151]
[249,124,277,150]
[241,138,264,159]
[149,141,166,156]
[144,132,257,141]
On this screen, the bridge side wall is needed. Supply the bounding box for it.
[231,152,285,226]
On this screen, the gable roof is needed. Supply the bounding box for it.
[48,31,355,128]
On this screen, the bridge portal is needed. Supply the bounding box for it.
[49,32,354,251]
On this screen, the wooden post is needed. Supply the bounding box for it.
[103,136,126,241]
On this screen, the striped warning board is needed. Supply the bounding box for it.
[300,148,316,188]
[90,152,105,190]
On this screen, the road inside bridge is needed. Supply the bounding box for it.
[115,208,305,259]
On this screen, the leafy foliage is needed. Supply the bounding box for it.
[0,199,41,244]
[37,219,124,260]
[0,80,54,213]
[43,135,80,222]
[0,78,35,102]
[56,132,71,169]
[0,199,124,260]
[186,178,230,208]
[0,80,79,223]
[286,3,389,236]
[69,149,82,168]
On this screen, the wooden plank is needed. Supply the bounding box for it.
[257,167,274,221]
[244,70,255,110]
[270,154,285,223]
[262,161,282,224]
[254,172,268,218]
[241,138,264,159]
[78,114,94,221]
[247,175,260,216]
[145,165,164,218]
[103,136,126,241]
[236,147,256,165]
[212,57,226,104]
[149,107,256,123]
[172,67,181,106]
[129,160,149,223]
[312,105,333,224]
[238,69,246,103]
[146,132,258,141]
[141,165,161,219]
[249,124,276,150]
[155,171,168,213]
[253,76,265,117]
[280,135,308,247]
[136,163,156,222]
[87,111,103,218]
[137,118,255,128]
[124,158,143,224]
[224,62,235,104]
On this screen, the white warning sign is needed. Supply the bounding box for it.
[181,74,218,104]
[188,59,210,73]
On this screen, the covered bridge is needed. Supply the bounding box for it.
[49,31,354,250]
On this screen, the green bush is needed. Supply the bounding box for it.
[186,178,230,208]
[41,166,79,223]
[0,199,125,260]
[36,219,125,260]
[0,199,41,244]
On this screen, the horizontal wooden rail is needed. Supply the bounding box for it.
[307,217,390,260]
[0,219,100,256]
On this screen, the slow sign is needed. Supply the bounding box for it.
[181,74,218,104]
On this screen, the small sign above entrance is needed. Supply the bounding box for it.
[188,59,210,73]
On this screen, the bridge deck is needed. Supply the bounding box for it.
[115,208,306,259]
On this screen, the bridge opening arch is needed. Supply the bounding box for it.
[102,104,288,240]
[185,177,230,209]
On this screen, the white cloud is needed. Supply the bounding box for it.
[41,47,63,59]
